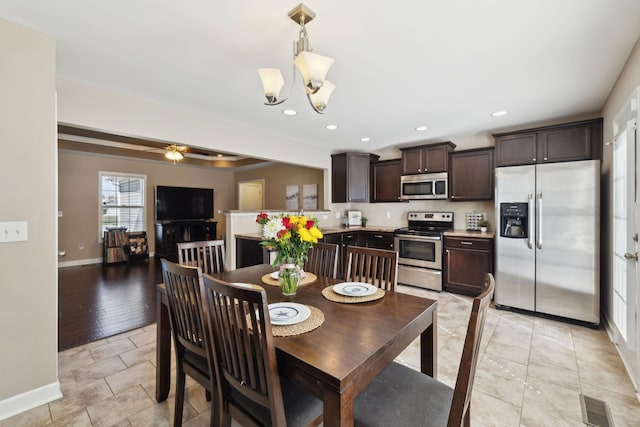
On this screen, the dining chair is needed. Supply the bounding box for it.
[201,275,323,427]
[344,245,398,291]
[303,242,339,279]
[177,239,226,274]
[353,273,496,427]
[160,258,218,427]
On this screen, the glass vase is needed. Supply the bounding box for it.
[278,263,301,296]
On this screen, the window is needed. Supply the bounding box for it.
[99,172,146,236]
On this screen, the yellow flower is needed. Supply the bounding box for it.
[310,227,323,240]
[298,227,314,243]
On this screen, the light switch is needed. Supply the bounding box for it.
[0,221,28,243]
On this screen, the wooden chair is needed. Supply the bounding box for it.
[201,275,323,427]
[353,273,496,427]
[303,242,339,279]
[344,246,398,291]
[160,259,218,427]
[177,239,226,274]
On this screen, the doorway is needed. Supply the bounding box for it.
[612,86,640,389]
[238,179,265,210]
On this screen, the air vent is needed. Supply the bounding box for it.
[580,394,614,427]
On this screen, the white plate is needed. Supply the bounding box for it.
[268,302,311,325]
[333,282,378,297]
[270,271,279,279]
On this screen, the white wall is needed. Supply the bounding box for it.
[0,18,60,418]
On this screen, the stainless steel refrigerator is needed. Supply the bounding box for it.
[494,160,600,324]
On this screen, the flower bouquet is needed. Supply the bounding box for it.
[256,212,323,295]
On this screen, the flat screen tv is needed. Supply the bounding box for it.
[155,186,214,221]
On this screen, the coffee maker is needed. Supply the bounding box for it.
[500,203,528,238]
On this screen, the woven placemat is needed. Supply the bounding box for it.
[261,272,317,287]
[271,306,324,337]
[322,285,385,303]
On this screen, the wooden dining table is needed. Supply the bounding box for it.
[155,264,438,427]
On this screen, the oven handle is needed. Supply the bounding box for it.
[394,234,442,242]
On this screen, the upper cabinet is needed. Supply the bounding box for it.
[449,148,494,201]
[371,159,404,202]
[332,152,379,203]
[400,142,456,174]
[494,119,603,167]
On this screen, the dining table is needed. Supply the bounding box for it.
[155,263,438,427]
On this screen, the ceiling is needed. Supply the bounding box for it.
[2,1,640,157]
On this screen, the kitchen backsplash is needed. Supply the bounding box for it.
[327,200,495,231]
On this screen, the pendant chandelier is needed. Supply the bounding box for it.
[258,3,335,114]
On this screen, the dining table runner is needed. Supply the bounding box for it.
[321,285,385,303]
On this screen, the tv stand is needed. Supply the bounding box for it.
[155,220,217,260]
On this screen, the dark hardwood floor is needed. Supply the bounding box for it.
[58,257,163,351]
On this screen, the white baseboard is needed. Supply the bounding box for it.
[57,252,155,268]
[601,312,640,402]
[0,382,62,421]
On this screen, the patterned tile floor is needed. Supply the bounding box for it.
[3,285,640,426]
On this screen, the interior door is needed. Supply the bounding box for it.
[613,109,638,387]
[238,180,264,210]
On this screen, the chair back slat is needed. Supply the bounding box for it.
[160,259,208,356]
[177,240,226,274]
[304,242,339,278]
[344,246,398,291]
[203,276,287,425]
[448,273,495,427]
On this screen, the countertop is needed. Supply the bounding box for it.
[236,226,398,241]
[444,230,495,239]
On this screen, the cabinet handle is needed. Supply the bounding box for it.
[461,241,473,245]
[544,157,548,161]
[374,234,383,238]
[532,158,536,161]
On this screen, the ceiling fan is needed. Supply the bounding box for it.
[165,144,188,163]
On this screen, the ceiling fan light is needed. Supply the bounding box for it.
[294,51,334,94]
[257,68,285,104]
[308,80,335,113]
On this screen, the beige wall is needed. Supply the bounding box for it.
[600,36,640,324]
[0,17,59,412]
[58,150,235,262]
[234,164,325,211]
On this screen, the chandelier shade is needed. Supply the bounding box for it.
[257,68,286,104]
[294,51,335,94]
[257,3,335,114]
[165,145,185,163]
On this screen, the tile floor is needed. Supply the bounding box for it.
[2,285,640,426]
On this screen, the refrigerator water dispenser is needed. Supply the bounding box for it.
[500,203,528,238]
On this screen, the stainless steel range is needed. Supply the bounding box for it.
[394,211,454,291]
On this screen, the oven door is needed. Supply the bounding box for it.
[394,234,442,269]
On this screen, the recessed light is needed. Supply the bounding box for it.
[217,154,223,157]
[415,126,429,132]
[361,137,371,142]
[491,110,508,117]
[325,124,338,130]
[282,109,298,116]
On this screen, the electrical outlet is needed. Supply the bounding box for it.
[335,212,341,219]
[386,212,391,219]
[0,221,28,243]
[78,242,85,250]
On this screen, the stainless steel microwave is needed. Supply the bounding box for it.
[400,172,448,200]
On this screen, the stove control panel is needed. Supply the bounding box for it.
[407,211,454,223]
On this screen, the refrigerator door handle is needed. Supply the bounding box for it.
[527,192,534,249]
[537,192,543,249]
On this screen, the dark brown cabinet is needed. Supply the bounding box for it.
[371,159,403,202]
[155,221,217,260]
[332,153,379,203]
[494,119,602,167]
[400,142,456,175]
[449,148,495,201]
[360,231,395,250]
[444,235,493,296]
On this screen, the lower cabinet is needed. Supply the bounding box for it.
[444,235,493,296]
[323,230,394,279]
[236,237,271,268]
